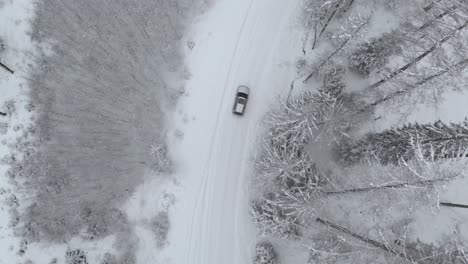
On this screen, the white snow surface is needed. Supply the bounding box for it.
[0,0,304,262]
[0,2,118,263]
[2,0,468,262]
[0,1,36,263]
[159,0,303,263]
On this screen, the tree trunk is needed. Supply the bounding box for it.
[422,0,443,12]
[311,24,318,50]
[440,202,468,209]
[0,60,14,74]
[316,217,405,258]
[356,58,468,115]
[303,15,372,83]
[341,0,356,14]
[302,12,316,54]
[419,4,457,31]
[367,20,468,91]
[318,0,346,38]
[325,177,454,195]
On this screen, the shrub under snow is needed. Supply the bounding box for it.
[150,211,170,247]
[0,37,4,54]
[3,99,16,117]
[254,241,279,264]
[251,193,301,239]
[65,248,88,264]
[150,143,173,174]
[100,253,117,264]
[0,122,8,135]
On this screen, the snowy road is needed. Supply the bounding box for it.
[163,0,301,263]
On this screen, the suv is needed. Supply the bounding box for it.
[232,86,250,116]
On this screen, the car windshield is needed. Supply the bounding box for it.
[237,97,246,104]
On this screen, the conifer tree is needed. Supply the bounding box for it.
[349,32,402,77]
[336,119,468,165]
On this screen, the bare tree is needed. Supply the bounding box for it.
[313,218,468,264]
[317,0,347,38]
[367,19,468,91]
[0,37,13,74]
[13,0,209,242]
[301,0,358,53]
[251,193,302,239]
[303,13,372,83]
[307,230,402,264]
[301,0,340,51]
[404,237,468,264]
[316,217,407,258]
[354,58,468,116]
[256,139,324,196]
[366,0,468,93]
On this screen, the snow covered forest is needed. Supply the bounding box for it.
[1,0,468,263]
[251,0,468,263]
[0,0,210,263]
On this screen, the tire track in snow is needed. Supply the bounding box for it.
[196,2,256,260]
[202,0,262,251]
[202,4,274,261]
[185,1,255,262]
[165,1,302,263]
[232,119,256,264]
[203,2,273,260]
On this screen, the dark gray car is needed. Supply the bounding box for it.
[232,86,250,116]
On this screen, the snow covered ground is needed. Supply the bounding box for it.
[0,0,36,262]
[158,0,303,263]
[372,87,468,245]
[0,0,304,262]
[3,0,467,263]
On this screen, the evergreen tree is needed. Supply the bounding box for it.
[336,119,468,165]
[321,63,346,97]
[349,32,402,77]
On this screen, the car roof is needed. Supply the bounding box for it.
[235,102,245,113]
[237,85,250,95]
